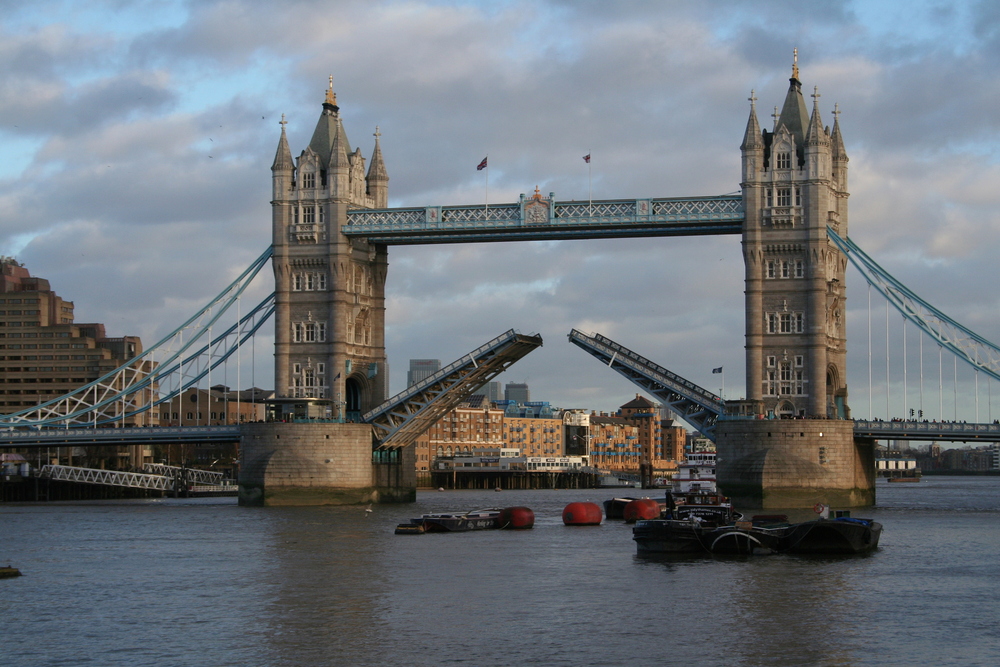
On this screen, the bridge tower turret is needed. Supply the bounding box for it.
[270,78,390,420]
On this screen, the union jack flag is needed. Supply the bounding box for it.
[477,157,488,171]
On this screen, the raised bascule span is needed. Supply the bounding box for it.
[567,329,725,440]
[365,329,544,449]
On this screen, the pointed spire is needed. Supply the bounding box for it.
[792,47,800,81]
[775,49,810,144]
[831,103,847,160]
[271,113,293,172]
[805,86,828,146]
[367,125,388,182]
[324,75,338,110]
[741,90,764,151]
[308,77,351,165]
[329,118,349,171]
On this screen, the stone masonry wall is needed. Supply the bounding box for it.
[238,422,414,506]
[715,418,875,509]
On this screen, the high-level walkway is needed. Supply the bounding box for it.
[342,194,743,244]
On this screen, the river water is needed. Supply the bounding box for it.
[2,476,998,667]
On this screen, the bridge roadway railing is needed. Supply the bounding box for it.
[853,419,1000,442]
[38,465,174,491]
[0,425,242,448]
[343,194,744,244]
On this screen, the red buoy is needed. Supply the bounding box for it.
[562,501,603,525]
[498,506,535,529]
[623,498,661,523]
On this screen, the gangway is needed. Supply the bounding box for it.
[142,463,226,485]
[568,329,725,439]
[39,465,173,491]
[364,329,543,449]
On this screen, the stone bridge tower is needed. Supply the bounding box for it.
[270,79,390,419]
[716,54,873,508]
[740,52,849,420]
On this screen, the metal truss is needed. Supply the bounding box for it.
[568,329,725,440]
[344,195,743,244]
[39,464,174,491]
[0,247,275,427]
[828,228,1000,383]
[142,463,225,484]
[365,329,544,449]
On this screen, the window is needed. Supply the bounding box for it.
[795,187,802,206]
[303,206,315,224]
[293,274,303,291]
[766,356,776,367]
[781,261,790,278]
[777,188,792,207]
[766,261,775,279]
[303,172,315,189]
[766,189,773,208]
[767,312,804,334]
[794,355,804,367]
[306,273,315,290]
[795,260,804,278]
[776,152,791,169]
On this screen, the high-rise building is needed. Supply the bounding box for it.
[0,258,155,468]
[504,382,529,403]
[0,259,152,424]
[472,380,502,403]
[407,358,441,387]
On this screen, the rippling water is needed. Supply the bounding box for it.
[3,477,999,666]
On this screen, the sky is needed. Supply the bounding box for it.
[5,0,1000,431]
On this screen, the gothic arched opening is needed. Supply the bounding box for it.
[346,377,362,422]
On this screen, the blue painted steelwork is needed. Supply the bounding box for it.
[567,329,725,439]
[0,425,241,448]
[344,194,743,244]
[829,228,1000,383]
[853,419,1000,442]
[0,248,274,427]
[364,329,544,448]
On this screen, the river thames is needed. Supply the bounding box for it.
[2,476,998,666]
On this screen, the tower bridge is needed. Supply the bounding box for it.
[6,57,1000,507]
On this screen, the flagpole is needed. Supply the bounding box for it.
[588,149,592,216]
[485,155,489,219]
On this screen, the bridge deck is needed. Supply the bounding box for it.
[343,195,743,244]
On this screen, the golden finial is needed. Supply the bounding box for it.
[792,48,799,80]
[325,75,337,105]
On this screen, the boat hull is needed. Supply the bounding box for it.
[779,518,882,554]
